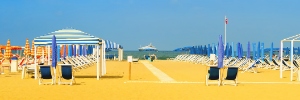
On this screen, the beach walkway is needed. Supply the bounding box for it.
[140,61,175,82]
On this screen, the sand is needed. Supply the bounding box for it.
[0,60,299,100]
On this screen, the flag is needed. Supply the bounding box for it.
[225,15,227,24]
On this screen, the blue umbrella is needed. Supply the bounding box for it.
[214,45,217,55]
[85,45,88,57]
[247,41,250,58]
[229,45,232,57]
[52,35,57,68]
[253,43,256,60]
[208,44,210,56]
[241,44,243,57]
[204,45,207,55]
[83,45,86,57]
[199,45,203,55]
[63,45,66,59]
[269,42,273,61]
[298,47,300,55]
[210,46,213,55]
[216,44,218,56]
[261,43,264,61]
[238,42,241,58]
[79,45,82,56]
[212,43,215,54]
[226,43,229,58]
[236,43,239,57]
[286,47,289,56]
[231,42,235,57]
[218,35,224,68]
[257,42,260,60]
[74,45,77,57]
[57,45,61,61]
[70,45,73,57]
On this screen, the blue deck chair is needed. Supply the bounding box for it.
[222,67,238,86]
[59,64,76,85]
[39,65,54,85]
[205,65,221,86]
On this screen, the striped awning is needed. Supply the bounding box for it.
[34,27,102,46]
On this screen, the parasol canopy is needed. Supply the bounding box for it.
[23,39,31,56]
[31,40,35,57]
[4,39,13,59]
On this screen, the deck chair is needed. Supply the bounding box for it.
[222,67,238,86]
[205,65,221,86]
[59,64,76,85]
[39,65,54,85]
[1,59,11,73]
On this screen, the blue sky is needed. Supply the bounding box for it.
[0,0,300,51]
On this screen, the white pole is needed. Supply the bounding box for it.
[42,46,44,63]
[97,45,99,80]
[100,45,103,76]
[291,40,294,81]
[34,46,37,79]
[225,15,226,45]
[280,41,283,78]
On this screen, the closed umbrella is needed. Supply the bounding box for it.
[298,47,300,55]
[226,43,229,58]
[269,42,273,61]
[241,44,243,57]
[69,45,73,57]
[23,39,30,56]
[238,42,241,58]
[247,41,250,59]
[207,44,210,56]
[218,35,224,68]
[31,41,35,58]
[4,39,12,59]
[257,42,260,60]
[52,35,57,68]
[37,46,42,58]
[73,45,76,57]
[63,45,66,59]
[261,43,264,60]
[236,43,239,57]
[286,47,289,56]
[231,42,235,57]
[0,47,3,59]
[79,45,82,56]
[204,45,207,55]
[199,45,202,55]
[57,45,61,61]
[229,45,232,57]
[214,45,217,55]
[253,43,256,60]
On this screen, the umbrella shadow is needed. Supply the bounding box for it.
[75,75,123,79]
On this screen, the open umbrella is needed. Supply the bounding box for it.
[4,39,12,59]
[52,35,57,68]
[269,42,273,61]
[218,35,224,68]
[247,41,250,59]
[253,43,256,60]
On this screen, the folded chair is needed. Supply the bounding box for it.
[39,65,54,85]
[222,67,238,86]
[205,65,221,86]
[59,64,76,85]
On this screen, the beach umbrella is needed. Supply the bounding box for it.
[69,45,73,57]
[226,43,229,58]
[261,43,264,60]
[63,45,66,59]
[37,46,42,58]
[199,45,202,55]
[210,46,213,55]
[78,45,82,56]
[57,45,61,61]
[31,41,35,58]
[229,45,232,57]
[218,35,224,68]
[247,41,250,59]
[204,45,207,55]
[231,42,235,57]
[74,45,77,56]
[286,47,289,56]
[216,44,218,56]
[269,42,273,61]
[23,39,30,56]
[241,44,243,57]
[4,39,12,59]
[236,43,239,57]
[212,43,215,54]
[85,45,87,57]
[238,42,241,58]
[214,45,217,55]
[298,47,300,55]
[207,44,210,56]
[257,42,260,60]
[253,43,256,60]
[52,35,57,68]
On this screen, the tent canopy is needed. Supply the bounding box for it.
[34,27,102,46]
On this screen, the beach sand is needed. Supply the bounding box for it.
[0,60,299,100]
